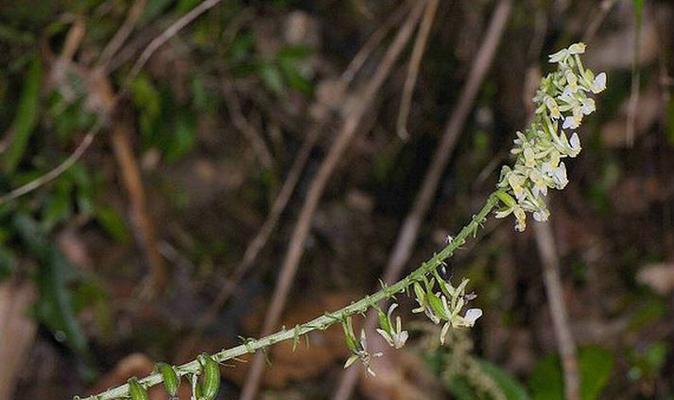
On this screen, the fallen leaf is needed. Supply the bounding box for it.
[637,263,674,295]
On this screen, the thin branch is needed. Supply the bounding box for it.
[334,0,513,397]
[0,121,102,207]
[77,193,500,400]
[340,1,410,85]
[110,111,166,297]
[222,82,275,169]
[125,0,222,88]
[238,3,427,399]
[396,0,438,140]
[97,0,147,70]
[534,220,580,400]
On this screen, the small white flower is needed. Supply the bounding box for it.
[562,115,580,129]
[533,207,550,222]
[569,132,581,154]
[580,97,595,115]
[462,308,483,327]
[376,304,409,349]
[567,42,586,55]
[591,72,607,93]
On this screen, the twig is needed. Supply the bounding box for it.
[0,122,102,207]
[125,0,222,89]
[396,0,438,140]
[77,193,500,400]
[238,3,427,399]
[98,0,147,69]
[222,82,275,169]
[582,0,618,44]
[626,2,643,148]
[110,111,166,297]
[333,1,513,397]
[534,220,580,400]
[340,1,410,85]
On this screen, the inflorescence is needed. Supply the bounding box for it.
[494,42,606,232]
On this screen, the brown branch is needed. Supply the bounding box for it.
[110,111,166,297]
[339,2,411,85]
[332,1,513,398]
[396,0,438,140]
[222,82,275,169]
[534,220,580,400]
[237,3,427,399]
[125,0,222,88]
[98,0,147,69]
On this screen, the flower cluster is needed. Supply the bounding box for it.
[412,275,482,345]
[495,42,606,231]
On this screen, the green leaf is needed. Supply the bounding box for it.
[578,347,614,400]
[478,360,530,400]
[259,63,285,95]
[164,110,196,162]
[13,214,89,356]
[632,0,644,21]
[3,56,42,174]
[0,245,17,280]
[130,74,161,143]
[529,346,614,400]
[95,205,130,243]
[446,375,478,400]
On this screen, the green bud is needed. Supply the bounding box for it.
[128,378,149,400]
[156,362,180,397]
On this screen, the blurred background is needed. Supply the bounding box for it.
[0,0,672,399]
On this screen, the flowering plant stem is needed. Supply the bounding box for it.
[77,192,501,400]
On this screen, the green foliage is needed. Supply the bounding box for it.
[627,341,669,381]
[479,360,530,400]
[13,215,89,356]
[445,359,530,400]
[529,346,614,400]
[3,56,42,173]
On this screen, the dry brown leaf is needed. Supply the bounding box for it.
[637,263,674,295]
[0,280,37,400]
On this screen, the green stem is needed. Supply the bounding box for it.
[76,192,501,400]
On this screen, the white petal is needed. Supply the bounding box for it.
[592,72,607,93]
[570,132,580,149]
[463,308,483,326]
[568,42,586,55]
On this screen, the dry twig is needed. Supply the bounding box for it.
[396,0,438,140]
[111,111,167,297]
[222,82,275,169]
[534,221,580,400]
[98,0,147,69]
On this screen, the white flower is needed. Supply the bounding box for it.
[533,207,550,222]
[580,97,595,115]
[344,330,383,376]
[562,115,580,129]
[568,42,586,55]
[462,308,483,327]
[569,132,581,154]
[376,304,409,349]
[591,72,607,93]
